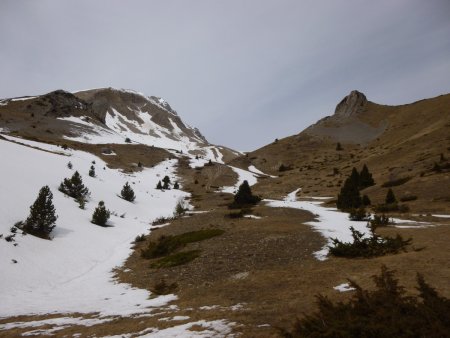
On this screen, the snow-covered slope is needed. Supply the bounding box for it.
[0,88,240,163]
[0,135,188,318]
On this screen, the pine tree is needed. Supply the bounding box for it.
[359,164,375,189]
[67,161,73,169]
[233,180,261,206]
[385,188,397,204]
[91,201,110,226]
[173,181,180,189]
[24,186,58,237]
[89,165,96,177]
[162,180,170,190]
[336,142,343,151]
[121,182,135,202]
[156,181,163,190]
[337,168,362,210]
[59,171,90,201]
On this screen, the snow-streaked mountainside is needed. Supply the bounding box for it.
[0,135,187,317]
[0,88,240,162]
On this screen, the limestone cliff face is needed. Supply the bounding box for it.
[334,90,367,118]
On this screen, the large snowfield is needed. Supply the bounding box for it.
[0,137,190,320]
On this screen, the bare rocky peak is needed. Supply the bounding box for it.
[334,90,367,118]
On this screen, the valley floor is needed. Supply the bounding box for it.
[1,139,449,337]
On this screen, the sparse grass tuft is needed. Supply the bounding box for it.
[150,250,201,268]
[141,229,225,259]
[381,176,411,187]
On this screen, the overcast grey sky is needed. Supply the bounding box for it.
[1,0,449,150]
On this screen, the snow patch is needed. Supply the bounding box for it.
[220,166,258,194]
[333,283,355,292]
[0,139,188,319]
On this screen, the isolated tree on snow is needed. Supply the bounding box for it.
[24,186,58,237]
[91,201,110,226]
[121,182,136,202]
[173,181,180,189]
[156,180,163,190]
[67,161,73,169]
[162,175,171,185]
[385,188,397,204]
[359,164,375,189]
[89,165,96,177]
[233,180,261,206]
[59,171,90,202]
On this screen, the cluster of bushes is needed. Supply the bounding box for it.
[284,266,450,337]
[156,175,179,190]
[141,229,225,268]
[329,226,411,258]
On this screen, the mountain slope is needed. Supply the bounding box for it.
[0,88,239,163]
[232,90,450,213]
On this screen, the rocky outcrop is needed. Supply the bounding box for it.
[334,90,367,118]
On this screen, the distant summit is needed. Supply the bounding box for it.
[334,90,368,118]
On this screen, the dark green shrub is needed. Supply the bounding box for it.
[91,201,110,226]
[336,142,343,151]
[329,227,411,258]
[134,234,146,243]
[152,279,178,295]
[370,214,392,230]
[156,181,163,190]
[141,229,224,259]
[150,250,201,268]
[284,266,450,338]
[348,207,370,221]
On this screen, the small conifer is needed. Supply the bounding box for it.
[173,181,180,189]
[359,164,375,189]
[121,182,136,202]
[91,201,110,226]
[232,180,261,206]
[362,194,371,206]
[59,171,90,202]
[156,181,163,190]
[24,186,58,237]
[67,161,73,169]
[89,165,96,177]
[385,188,397,204]
[336,142,343,151]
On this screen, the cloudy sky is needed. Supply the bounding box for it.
[1,0,449,150]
